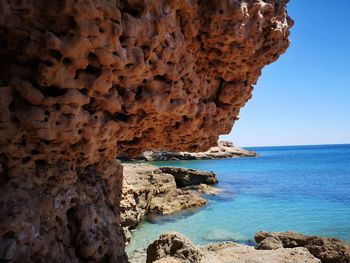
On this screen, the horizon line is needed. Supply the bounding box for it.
[240,142,350,148]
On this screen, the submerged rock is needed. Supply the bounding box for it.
[146,232,320,263]
[183,184,221,195]
[139,141,257,161]
[255,231,350,263]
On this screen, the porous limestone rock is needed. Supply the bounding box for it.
[255,231,350,263]
[121,163,212,243]
[146,232,320,263]
[153,257,183,263]
[121,163,177,230]
[159,167,218,187]
[256,236,283,250]
[146,232,204,263]
[0,0,292,261]
[149,189,207,215]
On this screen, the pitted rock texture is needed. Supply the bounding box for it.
[146,232,320,263]
[121,163,214,244]
[0,160,126,262]
[121,163,177,231]
[159,167,218,187]
[255,231,350,263]
[0,0,291,261]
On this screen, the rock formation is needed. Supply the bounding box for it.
[146,232,320,263]
[0,0,292,261]
[121,163,176,231]
[255,231,350,263]
[121,164,216,243]
[159,167,218,187]
[149,188,207,215]
[135,141,257,161]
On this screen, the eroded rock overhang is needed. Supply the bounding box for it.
[0,0,292,262]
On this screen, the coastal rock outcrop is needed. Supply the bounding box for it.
[255,231,350,263]
[147,232,203,263]
[121,164,176,230]
[121,163,216,242]
[149,189,207,215]
[0,0,292,261]
[139,141,257,161]
[159,167,218,187]
[146,232,320,263]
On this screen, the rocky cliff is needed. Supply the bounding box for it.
[0,0,292,262]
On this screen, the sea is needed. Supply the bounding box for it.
[126,144,350,256]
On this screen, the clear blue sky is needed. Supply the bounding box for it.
[221,0,350,147]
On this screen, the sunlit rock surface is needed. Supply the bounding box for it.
[146,232,319,263]
[0,0,291,261]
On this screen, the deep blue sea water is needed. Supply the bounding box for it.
[126,144,350,254]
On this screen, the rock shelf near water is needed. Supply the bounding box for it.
[255,231,350,263]
[145,232,321,263]
[142,231,350,263]
[121,164,219,244]
[159,167,218,187]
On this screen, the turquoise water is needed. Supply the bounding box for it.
[126,144,350,254]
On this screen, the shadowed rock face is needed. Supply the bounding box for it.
[0,0,292,262]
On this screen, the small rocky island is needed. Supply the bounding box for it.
[134,141,257,161]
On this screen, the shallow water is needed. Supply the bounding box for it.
[126,144,350,255]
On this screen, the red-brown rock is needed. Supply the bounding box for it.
[0,0,292,261]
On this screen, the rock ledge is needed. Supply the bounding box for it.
[146,232,320,263]
[139,141,257,161]
[121,164,218,244]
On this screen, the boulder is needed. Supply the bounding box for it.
[255,231,350,263]
[159,167,218,187]
[146,232,204,263]
[149,189,207,215]
[146,232,320,263]
[256,237,283,250]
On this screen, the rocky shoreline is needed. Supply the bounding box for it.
[123,164,350,263]
[145,231,350,263]
[130,141,257,161]
[146,232,318,263]
[129,231,350,263]
[120,164,219,244]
